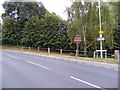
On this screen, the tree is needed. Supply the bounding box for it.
[21,13,70,49]
[21,16,41,47]
[111,2,120,50]
[2,17,22,45]
[67,1,98,55]
[2,1,47,45]
[67,1,116,55]
[0,22,2,45]
[43,12,70,49]
[2,1,70,50]
[2,1,47,21]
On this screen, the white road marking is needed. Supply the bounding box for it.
[27,61,52,71]
[8,55,19,59]
[70,76,102,88]
[3,50,118,71]
[114,69,118,71]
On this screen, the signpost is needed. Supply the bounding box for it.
[74,34,81,56]
[98,0,104,58]
[98,31,104,34]
[97,37,105,41]
[98,30,104,58]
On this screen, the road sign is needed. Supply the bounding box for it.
[74,35,81,44]
[97,37,105,41]
[98,31,104,34]
[74,35,81,57]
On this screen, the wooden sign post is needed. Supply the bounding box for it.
[74,34,81,56]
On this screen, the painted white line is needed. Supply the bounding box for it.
[70,76,102,88]
[27,61,52,71]
[3,50,118,70]
[114,69,118,71]
[8,55,19,59]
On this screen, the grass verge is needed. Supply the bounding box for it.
[1,45,119,64]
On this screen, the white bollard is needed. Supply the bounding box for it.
[38,47,40,51]
[48,48,50,54]
[22,46,23,51]
[97,52,98,58]
[118,53,120,62]
[105,51,107,58]
[93,51,95,58]
[60,49,62,54]
[29,46,30,51]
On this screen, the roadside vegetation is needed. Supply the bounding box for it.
[1,45,119,64]
[1,0,120,62]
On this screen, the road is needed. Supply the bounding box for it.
[1,50,118,89]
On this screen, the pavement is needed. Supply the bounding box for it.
[1,50,119,89]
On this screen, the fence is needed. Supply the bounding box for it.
[21,46,117,58]
[21,46,95,57]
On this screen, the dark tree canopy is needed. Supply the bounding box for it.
[2,2,47,22]
[2,1,70,49]
[2,1,47,45]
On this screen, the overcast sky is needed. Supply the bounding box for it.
[0,0,72,22]
[37,0,72,20]
[0,0,119,22]
[0,0,4,22]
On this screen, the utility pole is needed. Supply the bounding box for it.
[98,0,103,58]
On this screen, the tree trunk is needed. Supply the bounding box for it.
[84,46,87,56]
[83,25,87,56]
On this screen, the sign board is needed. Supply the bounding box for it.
[97,37,105,41]
[74,35,81,44]
[98,31,104,34]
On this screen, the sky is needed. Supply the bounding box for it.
[0,0,119,22]
[36,0,72,20]
[0,0,4,22]
[0,0,72,22]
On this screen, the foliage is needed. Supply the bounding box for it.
[113,26,120,50]
[43,13,70,49]
[2,1,47,46]
[67,1,118,55]
[2,1,47,20]
[111,2,120,50]
[2,17,22,45]
[2,1,47,45]
[0,23,2,45]
[21,13,70,49]
[2,0,119,56]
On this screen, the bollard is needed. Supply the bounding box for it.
[114,50,119,59]
[117,53,120,62]
[48,48,50,54]
[38,47,40,51]
[22,46,23,51]
[29,46,30,51]
[114,50,120,62]
[60,49,62,54]
[97,51,98,58]
[105,51,107,58]
[93,51,95,58]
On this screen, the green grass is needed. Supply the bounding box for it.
[92,58,119,64]
[14,45,22,48]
